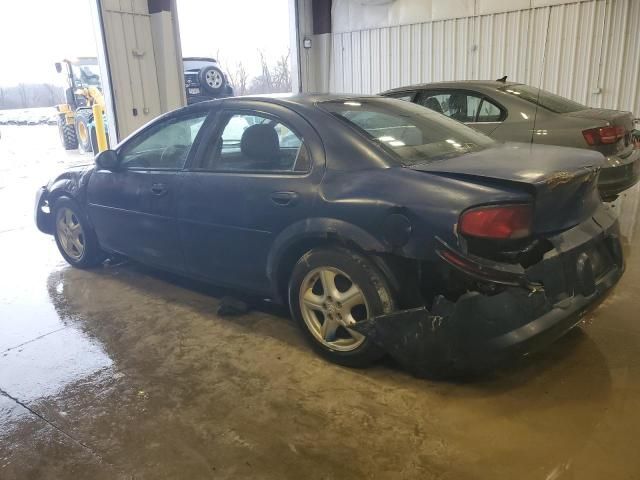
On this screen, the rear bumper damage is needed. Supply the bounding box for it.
[598,148,640,199]
[353,208,624,377]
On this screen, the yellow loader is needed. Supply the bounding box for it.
[54,58,107,153]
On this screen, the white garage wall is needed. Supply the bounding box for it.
[330,0,640,116]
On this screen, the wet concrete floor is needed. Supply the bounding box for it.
[1,125,640,479]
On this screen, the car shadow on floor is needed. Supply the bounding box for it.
[49,256,612,394]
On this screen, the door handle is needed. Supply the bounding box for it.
[270,191,299,206]
[150,183,168,196]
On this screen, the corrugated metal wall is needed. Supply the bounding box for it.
[330,0,640,116]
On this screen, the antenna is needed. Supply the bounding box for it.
[531,8,552,144]
[496,75,507,83]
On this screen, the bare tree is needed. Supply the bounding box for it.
[272,50,291,92]
[0,83,64,109]
[44,83,60,106]
[212,49,292,96]
[230,62,248,96]
[247,50,293,94]
[17,83,28,108]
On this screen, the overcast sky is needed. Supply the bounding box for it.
[0,0,292,87]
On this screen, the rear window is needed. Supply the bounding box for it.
[499,84,586,113]
[321,98,495,166]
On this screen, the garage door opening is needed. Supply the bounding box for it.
[176,0,297,98]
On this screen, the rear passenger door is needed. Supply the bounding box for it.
[415,90,505,135]
[177,102,324,294]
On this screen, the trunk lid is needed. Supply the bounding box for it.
[409,142,605,234]
[565,108,635,154]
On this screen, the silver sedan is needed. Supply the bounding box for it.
[382,80,640,200]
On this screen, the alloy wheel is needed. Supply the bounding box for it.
[299,267,370,352]
[205,69,223,89]
[56,207,85,260]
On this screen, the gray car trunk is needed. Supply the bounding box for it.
[564,108,635,155]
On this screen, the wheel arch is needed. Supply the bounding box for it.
[47,180,75,205]
[267,218,394,304]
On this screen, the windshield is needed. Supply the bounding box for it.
[321,98,495,165]
[71,64,101,87]
[499,84,586,113]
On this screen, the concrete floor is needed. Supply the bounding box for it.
[1,125,640,479]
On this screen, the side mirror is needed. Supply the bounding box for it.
[95,149,119,171]
[55,62,62,74]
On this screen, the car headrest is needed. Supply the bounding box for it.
[424,97,443,114]
[240,124,279,160]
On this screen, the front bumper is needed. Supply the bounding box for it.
[598,148,640,199]
[35,186,53,234]
[353,209,624,377]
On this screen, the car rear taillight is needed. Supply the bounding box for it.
[582,125,625,146]
[459,204,532,239]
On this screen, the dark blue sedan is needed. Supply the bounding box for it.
[35,95,624,376]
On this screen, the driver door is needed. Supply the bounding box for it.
[87,111,209,271]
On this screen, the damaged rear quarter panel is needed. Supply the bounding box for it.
[318,166,532,260]
[353,204,623,377]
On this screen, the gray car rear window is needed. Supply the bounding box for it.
[321,98,495,166]
[499,84,586,113]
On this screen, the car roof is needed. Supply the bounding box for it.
[182,93,383,111]
[231,92,381,105]
[183,56,219,63]
[383,80,521,94]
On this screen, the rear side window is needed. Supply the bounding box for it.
[417,91,505,123]
[196,112,310,173]
[477,99,502,122]
[417,92,484,122]
[499,84,586,113]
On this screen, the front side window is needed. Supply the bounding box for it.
[197,112,310,173]
[499,84,586,113]
[119,113,207,170]
[322,98,495,166]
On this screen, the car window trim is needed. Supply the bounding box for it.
[186,107,313,176]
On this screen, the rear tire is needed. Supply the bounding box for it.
[57,114,78,150]
[53,197,105,268]
[75,109,94,153]
[288,247,395,367]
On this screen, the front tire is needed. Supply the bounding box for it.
[57,114,78,150]
[289,247,395,367]
[53,197,104,268]
[75,109,94,153]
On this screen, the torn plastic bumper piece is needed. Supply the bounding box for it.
[434,236,539,288]
[353,263,621,377]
